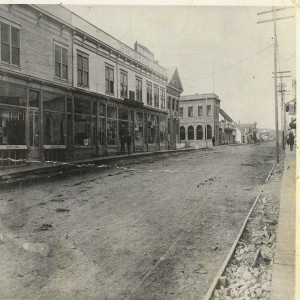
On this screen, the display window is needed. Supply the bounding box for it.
[74,98,92,146]
[0,83,26,145]
[43,93,65,145]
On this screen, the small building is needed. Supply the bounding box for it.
[219,109,236,144]
[236,122,257,144]
[179,93,220,148]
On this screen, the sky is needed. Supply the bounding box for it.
[66,4,296,129]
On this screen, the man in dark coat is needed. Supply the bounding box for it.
[289,130,295,151]
[212,136,215,147]
[120,133,126,155]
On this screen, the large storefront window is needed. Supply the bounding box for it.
[74,98,92,146]
[43,93,65,145]
[0,83,26,145]
[107,105,117,145]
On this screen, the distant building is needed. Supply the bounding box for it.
[236,122,257,144]
[179,93,220,148]
[166,68,184,150]
[219,109,236,144]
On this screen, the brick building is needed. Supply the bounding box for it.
[0,4,179,165]
[179,93,220,148]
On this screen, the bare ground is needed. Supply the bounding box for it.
[0,142,276,300]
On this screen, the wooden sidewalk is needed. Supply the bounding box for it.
[270,149,296,300]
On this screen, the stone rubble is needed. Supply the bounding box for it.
[211,164,283,300]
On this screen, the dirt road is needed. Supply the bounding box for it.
[0,143,276,300]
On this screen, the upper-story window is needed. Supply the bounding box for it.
[105,65,114,94]
[207,105,211,116]
[120,71,128,98]
[198,106,203,116]
[146,82,152,105]
[167,96,171,109]
[188,107,193,117]
[154,85,159,108]
[55,44,68,80]
[136,78,142,102]
[160,88,165,109]
[172,98,175,111]
[180,107,183,118]
[0,21,20,67]
[77,52,89,87]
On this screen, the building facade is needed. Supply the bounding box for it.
[236,122,257,144]
[0,4,179,166]
[166,67,183,150]
[219,108,236,144]
[179,93,220,148]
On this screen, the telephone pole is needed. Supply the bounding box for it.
[257,6,294,163]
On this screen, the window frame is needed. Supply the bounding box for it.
[179,107,183,118]
[77,51,89,87]
[154,85,159,108]
[136,77,142,102]
[198,106,203,116]
[120,71,128,98]
[146,81,152,106]
[207,105,211,116]
[54,43,68,81]
[0,20,21,67]
[105,65,114,95]
[160,88,165,109]
[188,106,193,117]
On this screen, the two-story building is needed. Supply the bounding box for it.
[0,4,179,166]
[179,93,220,148]
[219,108,236,144]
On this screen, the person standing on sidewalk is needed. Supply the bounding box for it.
[212,136,215,147]
[120,133,126,155]
[288,130,295,151]
[127,133,132,155]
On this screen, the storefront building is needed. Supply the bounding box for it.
[166,67,183,150]
[179,93,220,148]
[0,4,173,165]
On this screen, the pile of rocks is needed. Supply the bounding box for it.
[212,174,281,299]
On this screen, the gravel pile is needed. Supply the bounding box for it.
[212,164,282,300]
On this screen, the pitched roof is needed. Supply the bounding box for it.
[180,93,219,101]
[167,67,183,92]
[219,108,233,122]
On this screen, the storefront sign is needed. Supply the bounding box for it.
[118,42,166,76]
[124,98,144,108]
[44,145,66,149]
[0,145,27,150]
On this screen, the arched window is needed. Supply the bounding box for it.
[207,125,212,139]
[196,125,203,140]
[188,126,194,140]
[180,126,185,140]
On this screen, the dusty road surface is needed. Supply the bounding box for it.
[0,142,276,300]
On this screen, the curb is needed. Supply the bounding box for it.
[0,147,205,186]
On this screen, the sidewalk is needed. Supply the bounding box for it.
[0,147,201,184]
[270,149,296,300]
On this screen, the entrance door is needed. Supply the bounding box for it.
[28,109,40,160]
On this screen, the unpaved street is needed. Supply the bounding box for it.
[0,143,275,300]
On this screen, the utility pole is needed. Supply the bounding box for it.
[257,6,294,164]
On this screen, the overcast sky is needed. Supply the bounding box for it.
[66,4,296,129]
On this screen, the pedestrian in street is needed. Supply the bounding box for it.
[212,136,215,147]
[127,133,132,155]
[289,130,294,151]
[120,133,126,155]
